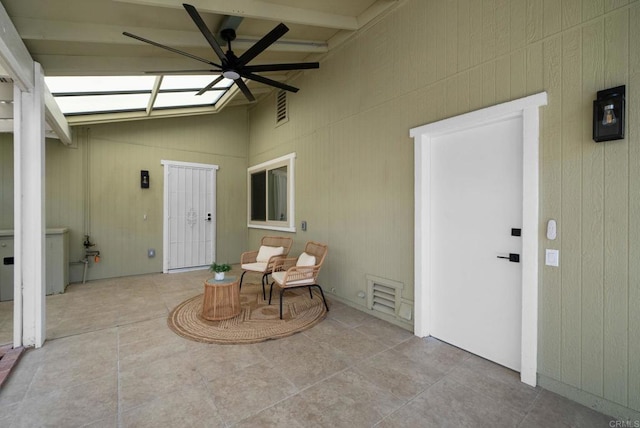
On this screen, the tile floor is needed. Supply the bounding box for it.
[0,299,12,346]
[0,268,617,427]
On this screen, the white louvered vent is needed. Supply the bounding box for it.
[371,283,397,315]
[275,90,288,126]
[366,275,404,317]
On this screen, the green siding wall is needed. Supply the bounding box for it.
[0,0,638,420]
[246,0,640,419]
[0,108,249,281]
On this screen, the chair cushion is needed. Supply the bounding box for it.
[241,262,268,272]
[272,271,315,286]
[256,245,284,262]
[296,252,316,267]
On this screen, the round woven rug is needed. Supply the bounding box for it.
[167,282,327,344]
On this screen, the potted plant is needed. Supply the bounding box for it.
[210,262,231,280]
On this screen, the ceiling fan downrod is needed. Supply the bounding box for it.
[220,28,240,79]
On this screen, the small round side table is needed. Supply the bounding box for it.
[201,276,241,321]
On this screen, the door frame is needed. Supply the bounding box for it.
[161,160,219,274]
[410,92,547,386]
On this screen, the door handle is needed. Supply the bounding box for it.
[497,253,520,263]
[206,213,212,222]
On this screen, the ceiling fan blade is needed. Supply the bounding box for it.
[240,71,299,93]
[237,23,289,67]
[183,3,227,63]
[242,62,320,73]
[124,31,221,68]
[234,79,256,102]
[196,75,225,96]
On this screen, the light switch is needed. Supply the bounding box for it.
[545,249,559,267]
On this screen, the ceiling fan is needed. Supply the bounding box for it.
[123,3,319,102]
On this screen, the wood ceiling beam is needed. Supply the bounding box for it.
[357,0,399,28]
[34,54,216,75]
[34,54,291,79]
[0,3,34,90]
[113,0,360,30]
[0,4,71,144]
[327,1,399,54]
[11,18,327,54]
[44,86,72,145]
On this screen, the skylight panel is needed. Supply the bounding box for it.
[45,74,231,117]
[160,75,233,90]
[45,76,156,94]
[54,93,151,114]
[153,91,224,108]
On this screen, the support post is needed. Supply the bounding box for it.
[13,62,46,348]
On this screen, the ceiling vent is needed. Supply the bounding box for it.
[275,90,288,126]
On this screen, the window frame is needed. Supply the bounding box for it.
[247,152,296,232]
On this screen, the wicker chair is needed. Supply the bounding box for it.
[268,241,329,319]
[239,236,293,300]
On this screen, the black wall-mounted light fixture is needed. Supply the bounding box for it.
[593,85,625,142]
[140,170,150,188]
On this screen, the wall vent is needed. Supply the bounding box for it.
[366,275,404,317]
[275,90,288,126]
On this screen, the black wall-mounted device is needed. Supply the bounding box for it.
[141,170,150,188]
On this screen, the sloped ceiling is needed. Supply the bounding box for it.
[1,0,400,114]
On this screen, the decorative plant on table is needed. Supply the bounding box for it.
[210,262,231,280]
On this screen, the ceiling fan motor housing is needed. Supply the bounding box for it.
[220,28,237,43]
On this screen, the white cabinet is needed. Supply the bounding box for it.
[0,236,13,302]
[0,229,69,301]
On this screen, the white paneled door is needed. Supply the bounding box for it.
[162,161,218,273]
[429,116,523,371]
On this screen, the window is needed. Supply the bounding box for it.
[248,153,295,232]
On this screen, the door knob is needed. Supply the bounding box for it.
[497,253,520,263]
[206,213,212,222]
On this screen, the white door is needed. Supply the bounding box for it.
[430,116,523,371]
[162,161,218,273]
